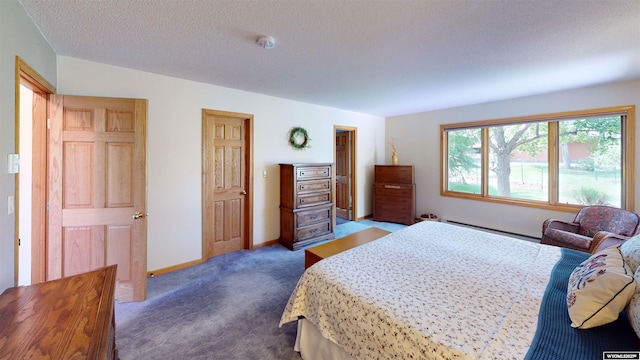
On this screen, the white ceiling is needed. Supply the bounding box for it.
[18,0,640,117]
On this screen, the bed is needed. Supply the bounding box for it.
[279,221,639,360]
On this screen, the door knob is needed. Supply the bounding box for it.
[240,190,247,195]
[132,212,146,220]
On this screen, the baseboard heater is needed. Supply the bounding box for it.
[445,219,540,242]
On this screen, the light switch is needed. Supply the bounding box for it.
[7,154,19,174]
[8,195,14,215]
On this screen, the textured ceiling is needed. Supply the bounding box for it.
[18,0,640,117]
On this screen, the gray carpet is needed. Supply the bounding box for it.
[115,220,406,359]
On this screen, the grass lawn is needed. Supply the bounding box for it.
[448,162,621,206]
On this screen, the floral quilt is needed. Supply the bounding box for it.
[280,221,562,360]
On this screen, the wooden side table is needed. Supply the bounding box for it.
[304,227,391,269]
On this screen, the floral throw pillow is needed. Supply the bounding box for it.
[567,246,636,329]
[620,234,640,273]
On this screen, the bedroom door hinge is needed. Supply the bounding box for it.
[47,118,51,129]
[46,201,50,211]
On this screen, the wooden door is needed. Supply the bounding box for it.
[47,95,147,302]
[335,131,351,219]
[202,110,248,258]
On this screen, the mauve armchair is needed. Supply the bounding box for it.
[541,205,640,254]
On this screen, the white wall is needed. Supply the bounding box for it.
[386,79,640,238]
[56,56,385,271]
[0,0,57,291]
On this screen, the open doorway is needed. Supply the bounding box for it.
[334,126,357,225]
[18,84,33,285]
[16,57,55,285]
[16,58,149,301]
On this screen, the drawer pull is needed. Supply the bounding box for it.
[384,185,402,189]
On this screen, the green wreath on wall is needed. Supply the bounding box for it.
[289,127,311,150]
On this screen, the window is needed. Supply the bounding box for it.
[441,106,635,212]
[446,128,481,194]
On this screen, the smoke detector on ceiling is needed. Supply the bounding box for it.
[256,35,276,49]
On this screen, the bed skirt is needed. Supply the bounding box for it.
[296,319,354,360]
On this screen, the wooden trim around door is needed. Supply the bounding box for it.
[245,116,254,249]
[15,56,56,285]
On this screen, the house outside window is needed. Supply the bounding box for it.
[441,106,635,212]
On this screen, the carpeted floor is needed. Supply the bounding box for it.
[114,220,405,359]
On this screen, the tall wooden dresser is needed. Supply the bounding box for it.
[279,163,335,250]
[373,165,415,225]
[0,265,118,359]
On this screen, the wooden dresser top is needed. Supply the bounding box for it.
[0,265,117,359]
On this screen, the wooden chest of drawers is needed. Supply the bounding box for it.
[0,265,118,359]
[373,165,415,225]
[279,163,335,250]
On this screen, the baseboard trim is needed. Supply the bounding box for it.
[147,240,283,277]
[254,239,280,248]
[147,258,203,278]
